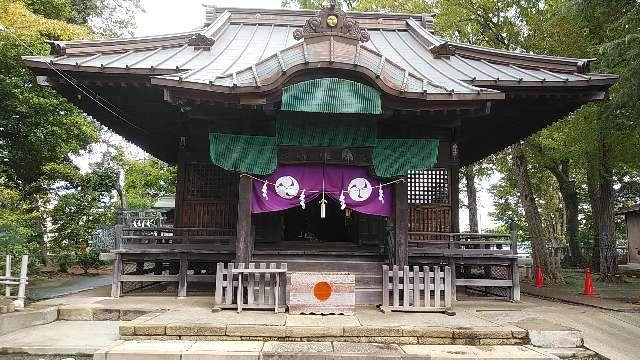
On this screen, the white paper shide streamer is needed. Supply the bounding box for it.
[339,191,346,210]
[299,189,306,209]
[261,181,268,200]
[378,183,384,204]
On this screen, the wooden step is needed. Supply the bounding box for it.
[253,255,385,274]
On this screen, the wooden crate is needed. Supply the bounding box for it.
[288,272,355,315]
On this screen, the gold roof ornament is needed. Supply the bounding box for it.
[293,0,370,42]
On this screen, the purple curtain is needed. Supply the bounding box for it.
[251,165,392,217]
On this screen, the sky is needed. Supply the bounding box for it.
[78,0,499,231]
[134,0,283,36]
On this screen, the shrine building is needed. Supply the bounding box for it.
[24,4,617,304]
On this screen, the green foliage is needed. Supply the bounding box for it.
[48,167,117,253]
[76,248,103,273]
[23,0,75,22]
[0,0,97,267]
[55,250,75,273]
[23,0,143,37]
[124,157,176,209]
[282,0,326,9]
[0,0,143,272]
[355,0,432,13]
[0,187,42,271]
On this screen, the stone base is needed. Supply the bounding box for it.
[95,340,560,360]
[120,313,529,346]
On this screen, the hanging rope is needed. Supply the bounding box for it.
[240,173,405,192]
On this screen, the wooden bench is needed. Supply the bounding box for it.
[1,255,28,309]
[214,262,287,313]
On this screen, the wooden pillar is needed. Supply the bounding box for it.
[450,165,460,233]
[111,254,122,298]
[5,254,11,297]
[178,254,188,298]
[174,138,187,227]
[111,225,123,298]
[510,220,521,301]
[394,181,408,267]
[236,175,253,265]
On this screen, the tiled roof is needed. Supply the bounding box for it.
[23,7,617,102]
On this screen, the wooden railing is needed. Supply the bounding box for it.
[381,264,452,314]
[408,232,517,258]
[408,229,520,302]
[115,225,236,253]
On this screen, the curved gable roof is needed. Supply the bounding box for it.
[22,7,617,103]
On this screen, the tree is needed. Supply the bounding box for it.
[356,0,432,13]
[122,156,176,209]
[529,134,584,266]
[48,162,117,273]
[24,0,143,37]
[0,0,141,266]
[90,131,177,210]
[531,0,640,276]
[1,0,97,264]
[462,166,479,232]
[512,142,564,283]
[282,0,356,10]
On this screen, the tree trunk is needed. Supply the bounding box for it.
[545,160,583,267]
[511,142,564,284]
[587,168,601,270]
[586,142,619,279]
[462,165,479,233]
[27,196,51,267]
[115,168,128,209]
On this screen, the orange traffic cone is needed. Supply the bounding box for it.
[583,268,597,296]
[534,265,544,288]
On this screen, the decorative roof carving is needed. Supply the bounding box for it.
[293,1,369,43]
[188,33,215,50]
[429,41,456,58]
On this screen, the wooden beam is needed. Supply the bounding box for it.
[394,181,408,267]
[236,175,253,265]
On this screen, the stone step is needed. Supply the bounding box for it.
[356,287,382,304]
[252,255,386,274]
[511,319,583,348]
[94,341,558,360]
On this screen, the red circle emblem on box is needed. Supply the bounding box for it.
[313,281,332,301]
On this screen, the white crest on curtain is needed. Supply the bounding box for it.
[348,177,372,201]
[275,175,299,199]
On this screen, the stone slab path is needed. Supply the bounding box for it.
[0,321,122,355]
[92,340,559,360]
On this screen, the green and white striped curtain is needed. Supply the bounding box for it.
[281,78,382,114]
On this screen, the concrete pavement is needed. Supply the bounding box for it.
[0,321,122,355]
[461,295,640,360]
[28,276,112,301]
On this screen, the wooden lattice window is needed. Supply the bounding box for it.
[407,169,450,205]
[408,168,452,233]
[185,163,238,201]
